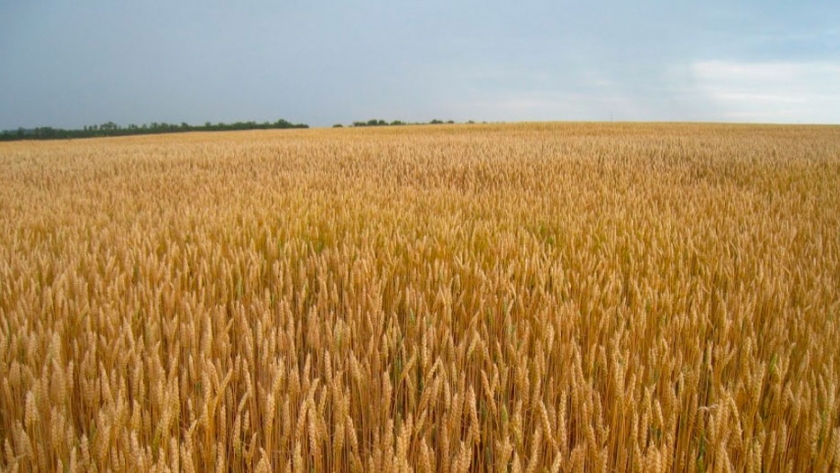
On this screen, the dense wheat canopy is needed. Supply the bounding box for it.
[2,123,839,472]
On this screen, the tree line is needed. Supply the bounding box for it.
[0,119,309,141]
[339,119,461,128]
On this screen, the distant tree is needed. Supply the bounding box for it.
[333,124,343,128]
[0,116,309,141]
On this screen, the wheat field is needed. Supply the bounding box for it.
[1,123,839,472]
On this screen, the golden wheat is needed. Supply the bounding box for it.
[1,123,839,472]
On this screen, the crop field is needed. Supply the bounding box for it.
[1,123,839,472]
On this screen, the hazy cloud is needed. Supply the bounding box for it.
[692,60,840,123]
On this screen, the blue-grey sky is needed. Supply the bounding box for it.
[1,1,839,129]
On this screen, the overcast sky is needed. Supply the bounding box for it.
[1,1,839,129]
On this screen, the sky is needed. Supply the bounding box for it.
[1,1,839,129]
